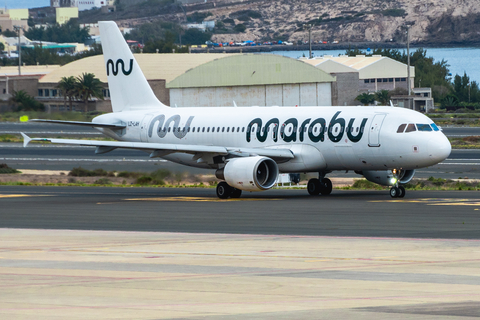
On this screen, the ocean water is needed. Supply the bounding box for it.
[270,47,480,83]
[5,0,50,9]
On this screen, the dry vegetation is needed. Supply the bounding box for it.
[102,0,480,44]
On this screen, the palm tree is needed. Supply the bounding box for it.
[57,76,77,111]
[374,90,391,106]
[74,73,104,112]
[355,92,375,106]
[10,90,44,112]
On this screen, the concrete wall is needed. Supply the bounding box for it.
[170,83,333,108]
[331,72,359,106]
[148,79,169,106]
[0,77,40,100]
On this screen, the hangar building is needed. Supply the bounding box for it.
[36,53,337,112]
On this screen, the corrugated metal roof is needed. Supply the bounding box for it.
[167,54,335,88]
[305,56,415,79]
[39,53,236,84]
[302,58,356,73]
[0,65,60,76]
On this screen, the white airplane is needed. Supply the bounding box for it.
[22,21,451,199]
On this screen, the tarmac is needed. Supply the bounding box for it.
[1,229,480,319]
[1,187,480,319]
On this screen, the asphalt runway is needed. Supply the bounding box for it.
[1,186,480,239]
[1,142,480,179]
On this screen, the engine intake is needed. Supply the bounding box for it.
[216,156,279,192]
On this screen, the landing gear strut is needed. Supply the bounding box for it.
[307,172,332,196]
[390,169,406,198]
[216,181,242,199]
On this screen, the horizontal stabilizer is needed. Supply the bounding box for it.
[29,119,126,129]
[20,132,32,148]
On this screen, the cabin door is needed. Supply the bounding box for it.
[368,114,386,147]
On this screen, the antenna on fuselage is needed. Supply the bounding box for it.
[233,101,237,107]
[390,100,394,107]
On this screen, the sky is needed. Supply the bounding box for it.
[4,0,50,9]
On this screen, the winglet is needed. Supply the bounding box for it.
[21,132,32,148]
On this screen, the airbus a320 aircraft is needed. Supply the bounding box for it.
[22,21,451,199]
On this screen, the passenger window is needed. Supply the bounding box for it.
[242,127,245,132]
[168,127,171,132]
[202,127,205,132]
[431,123,440,131]
[237,127,240,132]
[397,124,406,133]
[405,123,416,133]
[192,127,195,132]
[227,127,230,132]
[417,124,433,131]
[222,127,225,132]
[207,127,210,132]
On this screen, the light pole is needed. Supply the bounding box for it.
[13,25,23,76]
[406,25,411,96]
[303,24,313,59]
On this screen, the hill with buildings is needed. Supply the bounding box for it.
[77,0,480,46]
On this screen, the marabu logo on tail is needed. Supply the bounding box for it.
[106,59,133,76]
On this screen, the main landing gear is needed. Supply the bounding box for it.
[307,172,333,196]
[389,169,406,198]
[216,181,242,199]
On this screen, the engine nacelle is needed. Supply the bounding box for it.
[359,169,415,186]
[216,156,279,192]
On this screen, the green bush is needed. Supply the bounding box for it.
[234,24,246,33]
[381,9,406,17]
[69,167,109,177]
[0,163,20,174]
[151,169,172,181]
[94,178,112,185]
[136,176,153,185]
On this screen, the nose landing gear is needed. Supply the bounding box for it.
[390,169,406,198]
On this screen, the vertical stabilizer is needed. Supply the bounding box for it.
[99,21,167,112]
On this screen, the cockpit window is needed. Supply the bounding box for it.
[405,123,416,133]
[417,124,433,131]
[397,124,406,133]
[430,123,440,131]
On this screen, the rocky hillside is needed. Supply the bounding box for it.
[84,0,480,45]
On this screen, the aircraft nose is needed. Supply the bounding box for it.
[428,134,451,163]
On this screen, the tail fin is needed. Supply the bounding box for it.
[99,21,167,112]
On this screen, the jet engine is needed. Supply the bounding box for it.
[215,156,279,192]
[358,170,416,186]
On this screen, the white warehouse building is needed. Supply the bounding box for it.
[167,54,336,108]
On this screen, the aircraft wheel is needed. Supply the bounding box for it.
[307,178,321,196]
[390,186,400,198]
[230,188,242,198]
[398,186,406,198]
[216,181,232,199]
[320,178,333,195]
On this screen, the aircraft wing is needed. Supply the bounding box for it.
[29,119,126,129]
[21,133,294,160]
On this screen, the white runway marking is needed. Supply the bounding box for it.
[0,157,166,163]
